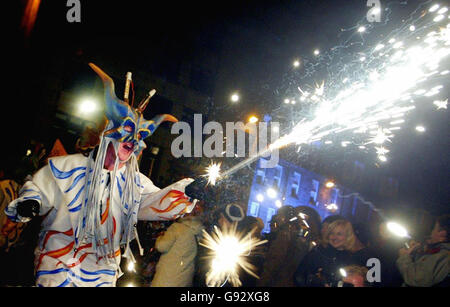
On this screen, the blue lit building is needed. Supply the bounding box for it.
[246,157,380,233]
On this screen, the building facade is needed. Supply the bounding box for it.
[246,157,383,234]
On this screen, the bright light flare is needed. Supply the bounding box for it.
[231,93,239,102]
[204,162,222,186]
[433,99,448,109]
[378,155,387,162]
[266,188,277,198]
[415,125,426,132]
[429,4,439,12]
[248,116,259,123]
[326,203,338,212]
[325,181,335,188]
[256,194,264,202]
[200,224,267,287]
[386,221,410,238]
[79,98,98,114]
[127,261,135,272]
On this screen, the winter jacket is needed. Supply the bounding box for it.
[396,242,450,287]
[151,216,204,287]
[294,245,354,287]
[257,223,309,287]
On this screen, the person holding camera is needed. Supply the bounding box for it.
[396,214,450,287]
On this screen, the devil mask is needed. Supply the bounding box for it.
[89,63,177,157]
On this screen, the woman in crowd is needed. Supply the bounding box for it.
[294,219,357,287]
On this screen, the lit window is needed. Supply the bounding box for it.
[249,202,260,217]
[310,179,319,203]
[290,172,301,198]
[264,208,276,233]
[255,169,266,185]
[273,165,283,187]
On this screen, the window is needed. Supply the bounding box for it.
[255,169,266,185]
[310,179,319,203]
[273,165,283,188]
[249,202,260,217]
[290,172,301,198]
[264,208,276,233]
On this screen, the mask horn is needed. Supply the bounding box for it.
[150,114,178,132]
[89,63,129,121]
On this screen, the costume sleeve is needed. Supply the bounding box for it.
[138,177,197,221]
[155,223,179,253]
[396,251,449,287]
[5,164,61,222]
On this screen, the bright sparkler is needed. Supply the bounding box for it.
[204,162,222,186]
[375,146,390,156]
[199,223,267,287]
[433,99,448,109]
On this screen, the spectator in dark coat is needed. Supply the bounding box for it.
[294,219,356,287]
[258,206,311,287]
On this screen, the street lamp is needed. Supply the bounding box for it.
[325,181,335,188]
[256,194,264,202]
[79,98,98,114]
[266,188,277,199]
[231,93,239,102]
[248,116,259,124]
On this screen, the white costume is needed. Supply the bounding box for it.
[6,154,194,287]
[4,63,196,286]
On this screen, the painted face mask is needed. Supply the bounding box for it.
[89,63,177,156]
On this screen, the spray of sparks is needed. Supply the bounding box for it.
[203,162,222,186]
[199,223,267,287]
[204,3,449,182]
[273,4,449,162]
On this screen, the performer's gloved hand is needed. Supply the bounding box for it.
[185,177,216,203]
[16,199,40,219]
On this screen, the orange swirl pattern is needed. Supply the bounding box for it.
[151,190,191,214]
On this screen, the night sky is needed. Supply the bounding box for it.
[6,0,449,214]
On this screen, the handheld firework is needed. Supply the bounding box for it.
[199,222,267,287]
[386,221,412,248]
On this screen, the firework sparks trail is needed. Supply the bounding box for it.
[206,3,449,184]
[199,223,267,287]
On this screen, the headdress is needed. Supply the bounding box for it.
[88,63,177,156]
